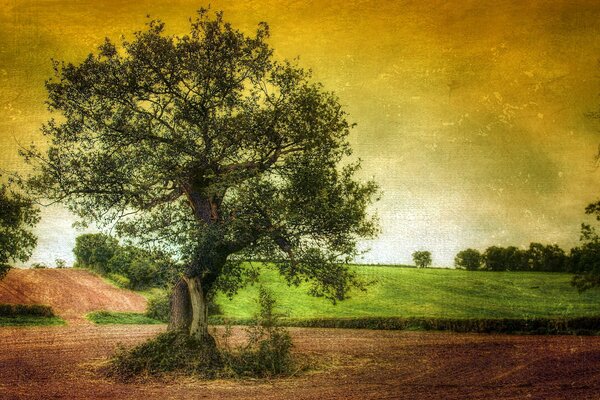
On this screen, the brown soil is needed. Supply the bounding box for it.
[0,268,147,322]
[1,325,600,399]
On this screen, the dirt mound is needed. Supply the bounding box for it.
[0,268,147,322]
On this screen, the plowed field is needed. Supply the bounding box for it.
[2,325,600,399]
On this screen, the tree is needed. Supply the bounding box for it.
[482,246,505,271]
[0,183,39,278]
[454,248,482,271]
[22,10,379,343]
[412,251,432,269]
[571,223,600,290]
[526,242,567,272]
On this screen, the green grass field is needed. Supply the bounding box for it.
[213,265,600,320]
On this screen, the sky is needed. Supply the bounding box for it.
[1,0,600,266]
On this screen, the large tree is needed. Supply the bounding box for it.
[23,10,379,342]
[0,182,39,278]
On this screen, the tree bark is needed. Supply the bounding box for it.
[168,278,192,332]
[184,275,211,341]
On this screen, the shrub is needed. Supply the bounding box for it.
[107,330,223,380]
[55,258,67,268]
[220,287,294,377]
[0,303,55,317]
[106,273,131,289]
[145,291,171,322]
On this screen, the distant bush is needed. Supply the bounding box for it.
[31,262,47,269]
[54,258,67,268]
[0,303,55,317]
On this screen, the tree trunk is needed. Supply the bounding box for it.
[184,275,212,341]
[168,278,192,332]
[168,275,216,346]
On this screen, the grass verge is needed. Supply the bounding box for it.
[87,311,163,325]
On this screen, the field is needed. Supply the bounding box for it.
[2,268,600,399]
[215,265,600,319]
[3,324,600,399]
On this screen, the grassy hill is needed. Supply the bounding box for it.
[214,265,600,320]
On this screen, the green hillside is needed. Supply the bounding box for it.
[214,265,600,320]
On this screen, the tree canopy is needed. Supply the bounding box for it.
[454,248,482,271]
[412,251,432,269]
[0,183,39,278]
[23,10,379,339]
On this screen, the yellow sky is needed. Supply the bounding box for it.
[1,0,600,265]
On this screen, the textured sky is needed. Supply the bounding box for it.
[1,0,599,266]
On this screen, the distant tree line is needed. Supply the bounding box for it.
[454,236,600,277]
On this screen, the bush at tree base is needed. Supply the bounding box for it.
[109,286,295,380]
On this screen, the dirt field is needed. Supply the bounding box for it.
[2,324,600,399]
[2,269,600,399]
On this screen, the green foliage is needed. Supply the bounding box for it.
[106,273,131,289]
[74,233,179,289]
[0,303,55,317]
[54,258,67,268]
[145,291,171,322]
[412,250,432,269]
[73,233,119,273]
[477,243,568,272]
[86,311,162,325]
[454,248,482,270]
[0,183,39,278]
